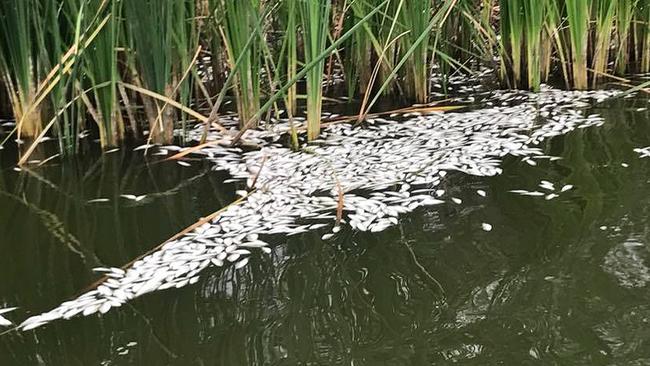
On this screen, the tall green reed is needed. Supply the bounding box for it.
[399,0,433,102]
[210,0,262,128]
[281,0,299,116]
[500,0,523,88]
[81,0,124,148]
[0,1,43,139]
[300,0,330,141]
[124,0,198,144]
[591,0,617,87]
[614,0,637,75]
[523,0,544,91]
[640,0,650,73]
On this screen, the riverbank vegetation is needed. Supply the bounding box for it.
[0,0,649,163]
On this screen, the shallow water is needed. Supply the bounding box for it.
[1,97,650,365]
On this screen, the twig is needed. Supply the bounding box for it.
[249,155,268,190]
[403,240,445,295]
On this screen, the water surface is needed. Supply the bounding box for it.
[1,97,650,365]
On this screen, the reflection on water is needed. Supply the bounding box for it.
[1,97,650,365]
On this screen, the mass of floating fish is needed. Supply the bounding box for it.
[16,85,626,331]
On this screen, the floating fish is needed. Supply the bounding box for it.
[524,159,537,166]
[0,307,17,327]
[133,144,155,151]
[560,184,573,192]
[22,85,623,330]
[509,190,545,197]
[539,180,555,191]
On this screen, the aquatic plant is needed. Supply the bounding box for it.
[81,0,124,148]
[565,0,590,89]
[399,0,434,102]
[0,1,43,140]
[591,0,617,87]
[0,0,648,162]
[300,0,330,140]
[209,0,263,128]
[123,0,198,144]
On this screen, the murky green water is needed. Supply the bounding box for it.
[1,97,650,365]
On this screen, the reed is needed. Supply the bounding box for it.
[81,0,124,148]
[615,0,636,75]
[300,0,330,141]
[346,1,373,97]
[347,0,400,98]
[210,0,262,128]
[640,0,650,73]
[0,1,43,139]
[523,0,544,91]
[399,0,434,102]
[0,0,649,163]
[567,0,589,89]
[500,0,523,88]
[124,0,198,144]
[279,0,299,116]
[591,0,617,87]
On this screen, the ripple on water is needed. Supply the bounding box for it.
[602,237,650,288]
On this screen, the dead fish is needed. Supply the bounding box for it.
[539,180,555,191]
[133,144,156,151]
[560,184,573,192]
[524,159,537,166]
[509,190,545,197]
[0,307,17,326]
[234,257,249,269]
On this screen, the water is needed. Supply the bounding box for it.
[1,98,650,365]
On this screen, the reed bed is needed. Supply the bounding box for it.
[0,0,648,163]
